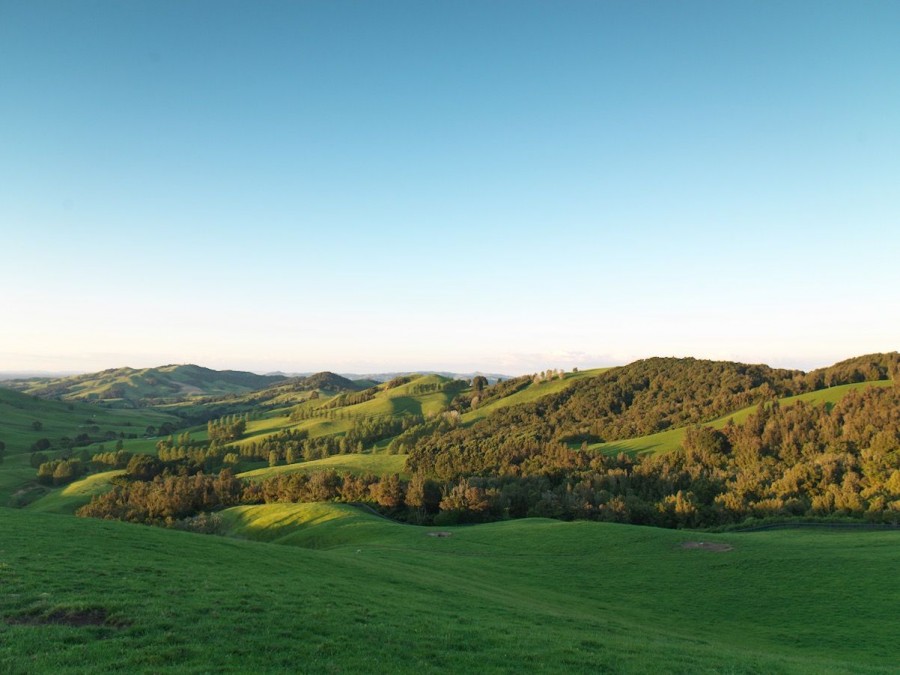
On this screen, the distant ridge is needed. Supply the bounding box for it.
[0,364,287,404]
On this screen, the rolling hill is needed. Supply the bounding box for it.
[0,387,179,506]
[1,364,286,405]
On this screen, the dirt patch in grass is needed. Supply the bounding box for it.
[680,541,733,552]
[5,607,127,628]
[427,531,453,538]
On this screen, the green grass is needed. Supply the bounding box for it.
[0,506,896,673]
[592,380,893,456]
[0,388,178,455]
[0,388,179,504]
[25,470,124,515]
[220,375,461,451]
[239,452,408,481]
[462,368,612,424]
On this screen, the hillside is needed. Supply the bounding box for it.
[1,506,897,673]
[0,387,179,505]
[1,364,286,405]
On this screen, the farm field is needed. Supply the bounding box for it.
[0,505,897,673]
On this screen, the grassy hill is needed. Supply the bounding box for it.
[461,367,611,424]
[0,388,179,505]
[2,364,285,404]
[239,452,408,481]
[212,374,463,451]
[25,470,124,515]
[1,505,897,673]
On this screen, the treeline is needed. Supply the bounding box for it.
[77,471,244,524]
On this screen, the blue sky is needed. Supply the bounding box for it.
[1,1,898,374]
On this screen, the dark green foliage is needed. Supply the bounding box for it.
[30,437,51,452]
[293,371,362,393]
[806,352,899,388]
[77,470,244,524]
[384,375,414,389]
[452,374,533,413]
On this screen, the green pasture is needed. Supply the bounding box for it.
[0,389,179,504]
[0,388,177,455]
[238,452,408,481]
[0,506,896,673]
[26,470,124,515]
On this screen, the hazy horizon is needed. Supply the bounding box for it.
[3,2,898,375]
[0,348,891,381]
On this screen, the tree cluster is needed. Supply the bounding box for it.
[207,415,247,442]
[77,470,244,524]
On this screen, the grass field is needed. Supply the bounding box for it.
[25,470,124,515]
[0,505,897,673]
[592,380,893,456]
[239,452,408,481]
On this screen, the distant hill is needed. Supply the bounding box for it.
[0,364,286,405]
[292,371,362,393]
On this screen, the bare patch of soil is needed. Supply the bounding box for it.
[5,608,127,628]
[680,541,733,552]
[427,531,453,538]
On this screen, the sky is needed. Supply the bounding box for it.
[1,1,898,375]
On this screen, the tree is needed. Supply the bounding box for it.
[472,376,488,393]
[371,474,404,508]
[30,438,51,452]
[406,472,441,516]
[125,454,163,481]
[31,420,43,431]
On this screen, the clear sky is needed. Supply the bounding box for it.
[1,1,898,375]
